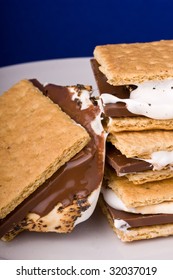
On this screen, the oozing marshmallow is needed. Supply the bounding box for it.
[114,219,130,232]
[22,186,101,233]
[101,79,173,120]
[74,186,101,226]
[102,187,173,214]
[71,87,92,110]
[143,151,173,170]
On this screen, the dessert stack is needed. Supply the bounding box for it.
[91,40,173,241]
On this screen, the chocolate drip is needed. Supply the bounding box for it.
[0,81,105,238]
[31,84,104,215]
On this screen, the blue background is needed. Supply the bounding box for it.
[1,0,173,67]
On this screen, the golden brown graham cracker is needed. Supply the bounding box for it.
[0,80,90,219]
[116,223,173,242]
[94,40,173,85]
[99,196,173,242]
[107,116,173,133]
[126,167,173,185]
[108,130,173,158]
[105,168,173,208]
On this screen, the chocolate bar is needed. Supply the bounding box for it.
[106,143,152,175]
[104,198,173,228]
[91,59,137,117]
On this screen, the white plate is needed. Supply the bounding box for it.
[0,58,173,260]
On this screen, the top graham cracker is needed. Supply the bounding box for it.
[0,80,90,219]
[94,40,173,85]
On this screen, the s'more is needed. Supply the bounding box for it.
[91,39,173,241]
[0,79,106,241]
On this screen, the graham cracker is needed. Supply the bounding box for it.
[99,196,173,242]
[94,40,173,85]
[105,168,173,208]
[107,116,173,133]
[116,223,173,242]
[0,80,90,219]
[108,130,173,158]
[126,168,173,185]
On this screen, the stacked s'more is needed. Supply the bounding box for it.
[0,79,105,241]
[91,39,173,242]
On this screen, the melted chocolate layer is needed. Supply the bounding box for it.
[105,200,173,228]
[0,81,104,238]
[90,59,138,117]
[106,143,153,175]
[32,83,104,215]
[90,61,153,174]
